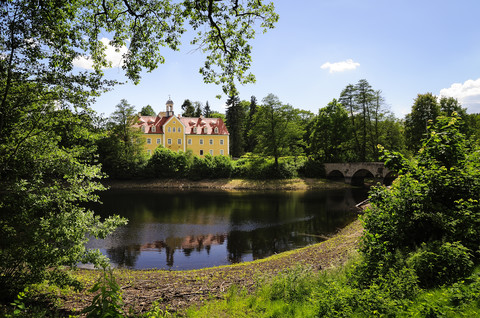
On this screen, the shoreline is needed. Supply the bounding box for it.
[63,219,363,315]
[102,177,354,191]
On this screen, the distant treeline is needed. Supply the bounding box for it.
[95,79,480,179]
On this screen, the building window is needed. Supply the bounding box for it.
[188,139,192,145]
[200,139,204,145]
[203,127,208,133]
[156,138,161,144]
[173,127,177,133]
[209,139,213,145]
[220,139,224,145]
[141,126,145,133]
[152,126,156,132]
[214,127,218,134]
[193,127,197,134]
[209,149,213,155]
[147,149,151,155]
[168,127,171,132]
[178,127,181,133]
[177,138,182,145]
[199,150,204,156]
[220,149,224,155]
[147,138,151,144]
[168,138,172,145]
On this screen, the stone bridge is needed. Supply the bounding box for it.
[323,162,396,186]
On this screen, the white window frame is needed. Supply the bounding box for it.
[156,138,161,144]
[167,138,172,145]
[209,149,213,155]
[220,149,224,155]
[147,149,151,155]
[152,126,156,132]
[178,127,181,133]
[147,138,151,144]
[220,139,224,145]
[188,139,192,145]
[214,127,218,134]
[209,139,213,145]
[168,127,171,132]
[193,127,197,134]
[199,150,204,156]
[203,127,208,133]
[173,127,176,132]
[200,139,204,145]
[177,138,182,145]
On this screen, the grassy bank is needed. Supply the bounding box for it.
[50,219,363,316]
[103,177,353,191]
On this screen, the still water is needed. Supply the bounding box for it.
[86,188,368,270]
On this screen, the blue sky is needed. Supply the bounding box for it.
[84,0,480,118]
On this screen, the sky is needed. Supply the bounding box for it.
[80,0,480,119]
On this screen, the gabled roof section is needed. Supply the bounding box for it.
[179,117,229,135]
[133,115,168,134]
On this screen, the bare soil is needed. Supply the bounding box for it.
[61,219,363,316]
[102,177,352,191]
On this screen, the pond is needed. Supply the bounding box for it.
[85,188,368,270]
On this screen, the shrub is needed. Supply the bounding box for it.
[407,241,474,289]
[358,114,480,288]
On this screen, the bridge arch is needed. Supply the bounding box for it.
[323,162,395,186]
[326,169,345,182]
[351,169,375,186]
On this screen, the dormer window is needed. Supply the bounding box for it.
[152,126,156,133]
[214,127,219,134]
[203,127,208,134]
[193,127,197,134]
[141,126,145,133]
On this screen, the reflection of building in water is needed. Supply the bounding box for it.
[138,233,227,267]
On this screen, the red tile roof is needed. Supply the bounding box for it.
[133,115,229,135]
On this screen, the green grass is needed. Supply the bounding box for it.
[183,261,480,318]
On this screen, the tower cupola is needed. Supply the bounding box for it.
[166,97,174,117]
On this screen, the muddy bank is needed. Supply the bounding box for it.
[102,177,353,191]
[61,219,363,316]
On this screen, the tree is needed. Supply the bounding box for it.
[358,114,480,288]
[225,92,245,157]
[194,101,203,117]
[338,80,392,161]
[309,99,351,162]
[244,95,258,153]
[252,94,305,168]
[97,99,147,178]
[405,93,440,152]
[0,0,277,296]
[181,99,195,117]
[140,105,156,116]
[203,101,212,118]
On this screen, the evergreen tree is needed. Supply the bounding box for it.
[243,96,258,153]
[194,101,203,117]
[225,92,245,157]
[204,101,212,117]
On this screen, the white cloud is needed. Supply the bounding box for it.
[321,59,360,74]
[440,78,480,113]
[73,37,128,69]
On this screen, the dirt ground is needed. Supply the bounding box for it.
[102,177,352,191]
[61,219,363,316]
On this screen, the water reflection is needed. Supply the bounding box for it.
[86,188,367,270]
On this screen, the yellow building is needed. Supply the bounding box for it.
[133,99,229,157]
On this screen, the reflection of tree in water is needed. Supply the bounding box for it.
[106,245,141,268]
[108,233,227,268]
